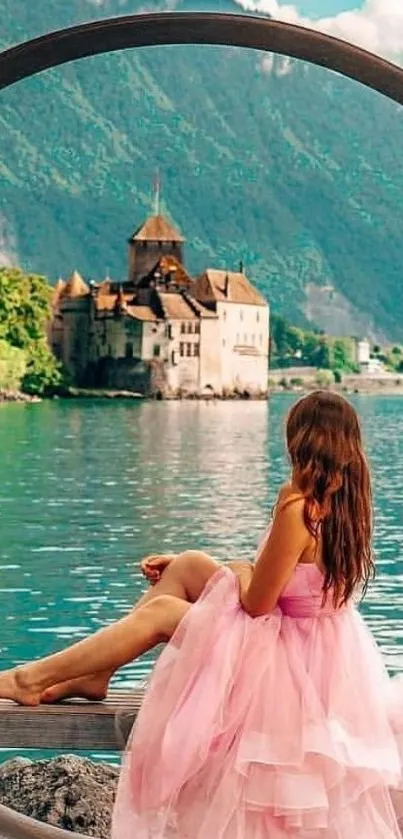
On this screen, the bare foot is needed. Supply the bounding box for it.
[41,674,109,704]
[0,667,42,706]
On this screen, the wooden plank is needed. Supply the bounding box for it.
[0,802,95,839]
[0,689,145,751]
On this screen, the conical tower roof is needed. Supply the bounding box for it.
[52,277,66,303]
[129,214,184,244]
[62,270,90,298]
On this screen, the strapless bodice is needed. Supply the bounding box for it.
[278,564,343,618]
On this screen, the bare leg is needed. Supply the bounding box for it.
[41,550,222,702]
[0,551,221,706]
[0,594,190,706]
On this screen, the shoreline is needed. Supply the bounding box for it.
[269,371,403,398]
[0,390,41,404]
[271,383,403,397]
[3,380,403,404]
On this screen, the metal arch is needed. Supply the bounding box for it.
[0,12,403,104]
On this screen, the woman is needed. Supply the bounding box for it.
[1,391,403,837]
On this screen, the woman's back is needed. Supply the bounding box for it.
[279,563,341,617]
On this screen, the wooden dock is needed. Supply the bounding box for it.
[0,689,145,751]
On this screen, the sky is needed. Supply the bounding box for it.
[232,0,403,62]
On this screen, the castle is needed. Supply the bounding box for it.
[50,211,270,398]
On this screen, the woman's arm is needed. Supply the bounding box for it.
[227,559,254,598]
[241,495,310,617]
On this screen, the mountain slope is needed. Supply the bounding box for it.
[0,0,403,338]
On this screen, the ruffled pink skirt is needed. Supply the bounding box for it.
[112,567,403,838]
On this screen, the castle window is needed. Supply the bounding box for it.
[222,339,226,348]
[240,309,244,321]
[180,343,185,357]
[108,344,112,357]
[187,323,192,334]
[244,334,247,344]
[186,343,191,357]
[223,310,227,322]
[194,344,199,357]
[259,334,263,345]
[153,344,161,357]
[181,323,186,334]
[125,342,133,358]
[252,334,255,345]
[195,323,200,334]
[171,350,176,366]
[256,311,260,323]
[236,333,240,344]
[166,324,173,340]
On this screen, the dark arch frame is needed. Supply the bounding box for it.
[0,12,403,104]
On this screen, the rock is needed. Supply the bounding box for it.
[0,389,41,403]
[0,755,119,838]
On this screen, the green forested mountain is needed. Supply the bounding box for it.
[0,0,403,338]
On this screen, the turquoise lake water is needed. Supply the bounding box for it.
[1,395,403,760]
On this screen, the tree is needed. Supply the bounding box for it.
[270,315,289,358]
[287,326,304,355]
[331,338,355,372]
[0,268,53,347]
[0,267,63,395]
[302,332,320,365]
[22,340,62,396]
[0,340,26,390]
[313,338,331,369]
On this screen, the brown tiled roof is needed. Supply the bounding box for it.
[182,293,217,319]
[95,293,117,312]
[130,214,184,243]
[95,289,135,313]
[97,279,112,294]
[126,305,158,322]
[158,291,199,320]
[94,287,158,322]
[194,270,267,307]
[157,255,193,288]
[61,271,89,299]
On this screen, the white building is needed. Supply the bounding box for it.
[193,269,269,396]
[355,338,371,368]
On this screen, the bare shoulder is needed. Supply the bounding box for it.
[273,485,308,537]
[276,483,305,514]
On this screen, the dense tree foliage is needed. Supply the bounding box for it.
[0,268,62,395]
[270,314,358,373]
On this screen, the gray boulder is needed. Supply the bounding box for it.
[0,755,119,839]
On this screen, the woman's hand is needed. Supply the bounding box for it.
[140,554,177,586]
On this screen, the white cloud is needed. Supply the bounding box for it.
[233,0,403,62]
[261,53,294,75]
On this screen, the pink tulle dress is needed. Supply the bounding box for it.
[112,561,403,838]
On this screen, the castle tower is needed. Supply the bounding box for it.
[128,214,185,284]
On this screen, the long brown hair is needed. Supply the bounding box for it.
[286,391,374,605]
